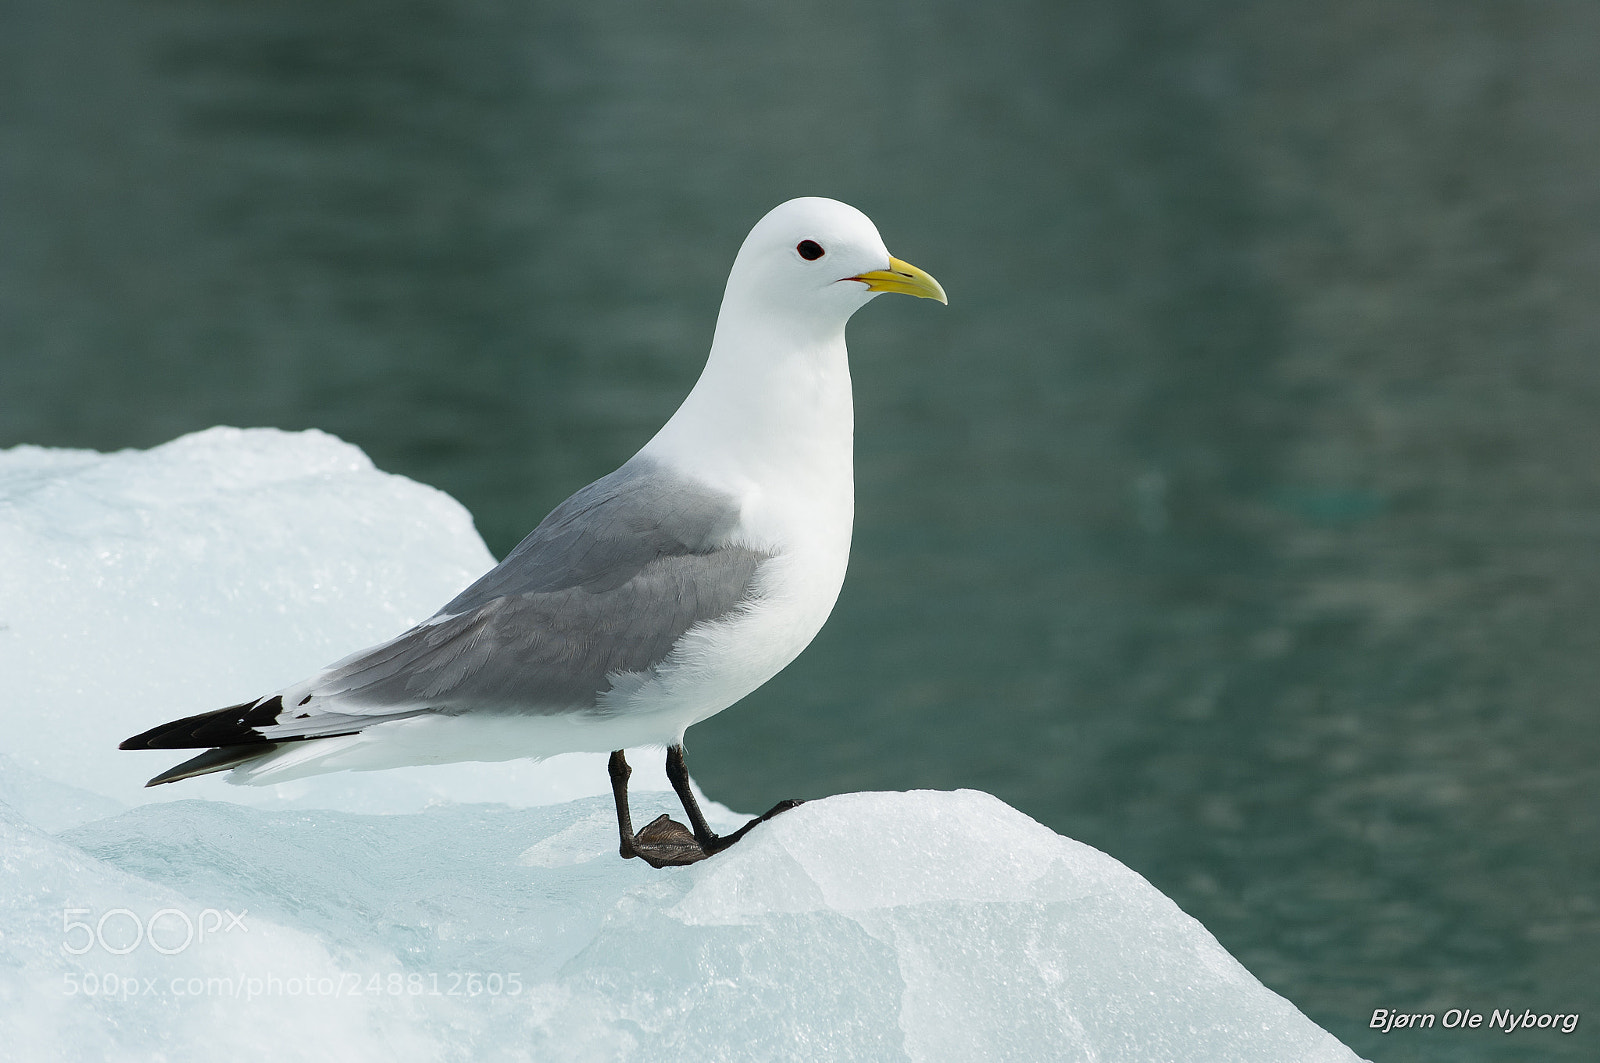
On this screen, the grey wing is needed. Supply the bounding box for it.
[443,456,751,607]
[274,458,767,729]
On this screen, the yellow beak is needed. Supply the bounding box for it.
[849,256,948,304]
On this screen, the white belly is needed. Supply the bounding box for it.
[596,543,849,742]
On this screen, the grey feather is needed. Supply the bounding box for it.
[272,458,768,729]
[443,456,751,607]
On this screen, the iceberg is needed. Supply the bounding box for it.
[0,429,1363,1060]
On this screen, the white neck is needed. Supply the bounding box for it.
[640,309,856,503]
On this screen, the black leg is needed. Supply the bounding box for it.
[608,750,637,859]
[665,744,804,855]
[608,748,706,868]
[664,743,718,846]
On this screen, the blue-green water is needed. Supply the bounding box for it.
[3,2,1596,1058]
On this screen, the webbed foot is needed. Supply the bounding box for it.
[624,813,709,868]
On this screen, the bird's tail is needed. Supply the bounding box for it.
[122,692,423,787]
[121,696,290,787]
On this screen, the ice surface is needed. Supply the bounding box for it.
[0,430,1364,1060]
[1,796,403,1062]
[4,772,1361,1062]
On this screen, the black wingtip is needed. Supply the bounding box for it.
[141,744,283,786]
[120,696,285,750]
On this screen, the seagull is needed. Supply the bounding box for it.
[121,197,946,868]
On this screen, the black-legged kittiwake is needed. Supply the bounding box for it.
[122,197,947,867]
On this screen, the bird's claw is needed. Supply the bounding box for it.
[701,798,805,854]
[760,798,805,820]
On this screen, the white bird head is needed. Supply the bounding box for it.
[719,197,947,333]
[644,197,945,489]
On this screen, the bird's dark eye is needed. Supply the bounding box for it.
[796,239,825,261]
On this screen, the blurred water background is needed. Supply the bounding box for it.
[3,2,1596,1058]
